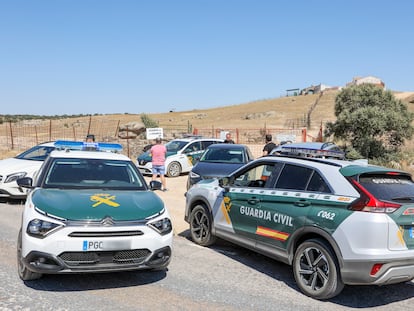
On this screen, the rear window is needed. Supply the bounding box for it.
[358,173,414,202]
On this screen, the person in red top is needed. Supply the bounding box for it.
[150,137,168,191]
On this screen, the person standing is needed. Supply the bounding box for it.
[150,137,168,191]
[262,134,276,156]
[224,132,235,144]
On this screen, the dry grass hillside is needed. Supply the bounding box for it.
[1,90,414,160]
[147,90,414,130]
[150,93,321,130]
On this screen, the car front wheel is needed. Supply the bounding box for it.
[167,161,182,177]
[17,230,42,281]
[293,238,344,300]
[189,204,216,246]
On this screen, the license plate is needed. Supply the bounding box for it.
[82,240,131,251]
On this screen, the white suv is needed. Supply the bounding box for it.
[0,142,55,200]
[137,137,223,177]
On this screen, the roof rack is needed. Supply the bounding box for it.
[54,140,123,153]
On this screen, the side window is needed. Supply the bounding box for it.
[307,171,331,193]
[21,146,54,161]
[201,140,216,149]
[276,164,313,191]
[233,164,278,188]
[184,142,201,153]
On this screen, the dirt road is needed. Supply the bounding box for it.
[144,175,189,236]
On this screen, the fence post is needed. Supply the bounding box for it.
[49,119,52,141]
[9,121,14,149]
[87,115,92,136]
[302,128,307,142]
[35,126,38,145]
[114,120,120,139]
[126,126,130,158]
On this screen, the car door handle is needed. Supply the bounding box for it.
[294,199,310,207]
[248,198,260,205]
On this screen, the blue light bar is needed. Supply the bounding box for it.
[54,140,123,152]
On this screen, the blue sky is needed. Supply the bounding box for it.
[1,0,413,116]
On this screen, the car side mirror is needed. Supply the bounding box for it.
[219,177,232,192]
[17,177,33,189]
[149,180,162,191]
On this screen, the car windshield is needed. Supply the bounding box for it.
[200,147,244,163]
[43,158,146,190]
[16,145,55,161]
[165,140,188,152]
[359,173,414,202]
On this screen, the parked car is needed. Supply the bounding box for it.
[137,137,223,177]
[185,155,414,299]
[0,142,55,200]
[271,142,345,159]
[17,140,172,281]
[187,143,254,190]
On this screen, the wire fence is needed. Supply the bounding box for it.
[0,116,316,159]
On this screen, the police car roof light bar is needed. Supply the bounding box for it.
[280,146,344,159]
[54,140,123,152]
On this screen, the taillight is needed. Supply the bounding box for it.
[349,179,401,213]
[370,263,384,276]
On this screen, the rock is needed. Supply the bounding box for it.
[118,131,138,139]
[119,121,145,135]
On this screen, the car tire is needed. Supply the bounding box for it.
[293,238,344,300]
[189,204,216,246]
[167,161,182,177]
[17,230,42,281]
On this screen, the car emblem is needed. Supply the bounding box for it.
[90,193,120,208]
[101,216,115,226]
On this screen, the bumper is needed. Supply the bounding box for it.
[22,246,172,274]
[341,257,414,285]
[137,163,153,175]
[0,183,28,199]
[21,222,173,275]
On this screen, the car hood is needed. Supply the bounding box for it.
[31,189,164,221]
[137,150,178,161]
[0,158,42,175]
[192,162,244,177]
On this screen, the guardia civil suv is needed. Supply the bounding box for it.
[137,137,223,177]
[185,154,414,299]
[17,141,172,281]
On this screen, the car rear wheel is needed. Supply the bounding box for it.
[189,204,216,246]
[293,238,344,300]
[17,230,42,281]
[167,161,181,177]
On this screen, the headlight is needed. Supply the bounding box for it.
[148,218,172,235]
[189,171,200,178]
[26,219,61,238]
[5,172,27,183]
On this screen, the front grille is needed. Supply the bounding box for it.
[68,231,144,238]
[59,249,151,266]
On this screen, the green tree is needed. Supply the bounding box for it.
[325,84,414,160]
[140,113,159,128]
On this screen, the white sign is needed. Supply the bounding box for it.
[146,128,164,140]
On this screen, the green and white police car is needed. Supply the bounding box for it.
[137,137,223,177]
[185,154,414,299]
[17,141,172,281]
